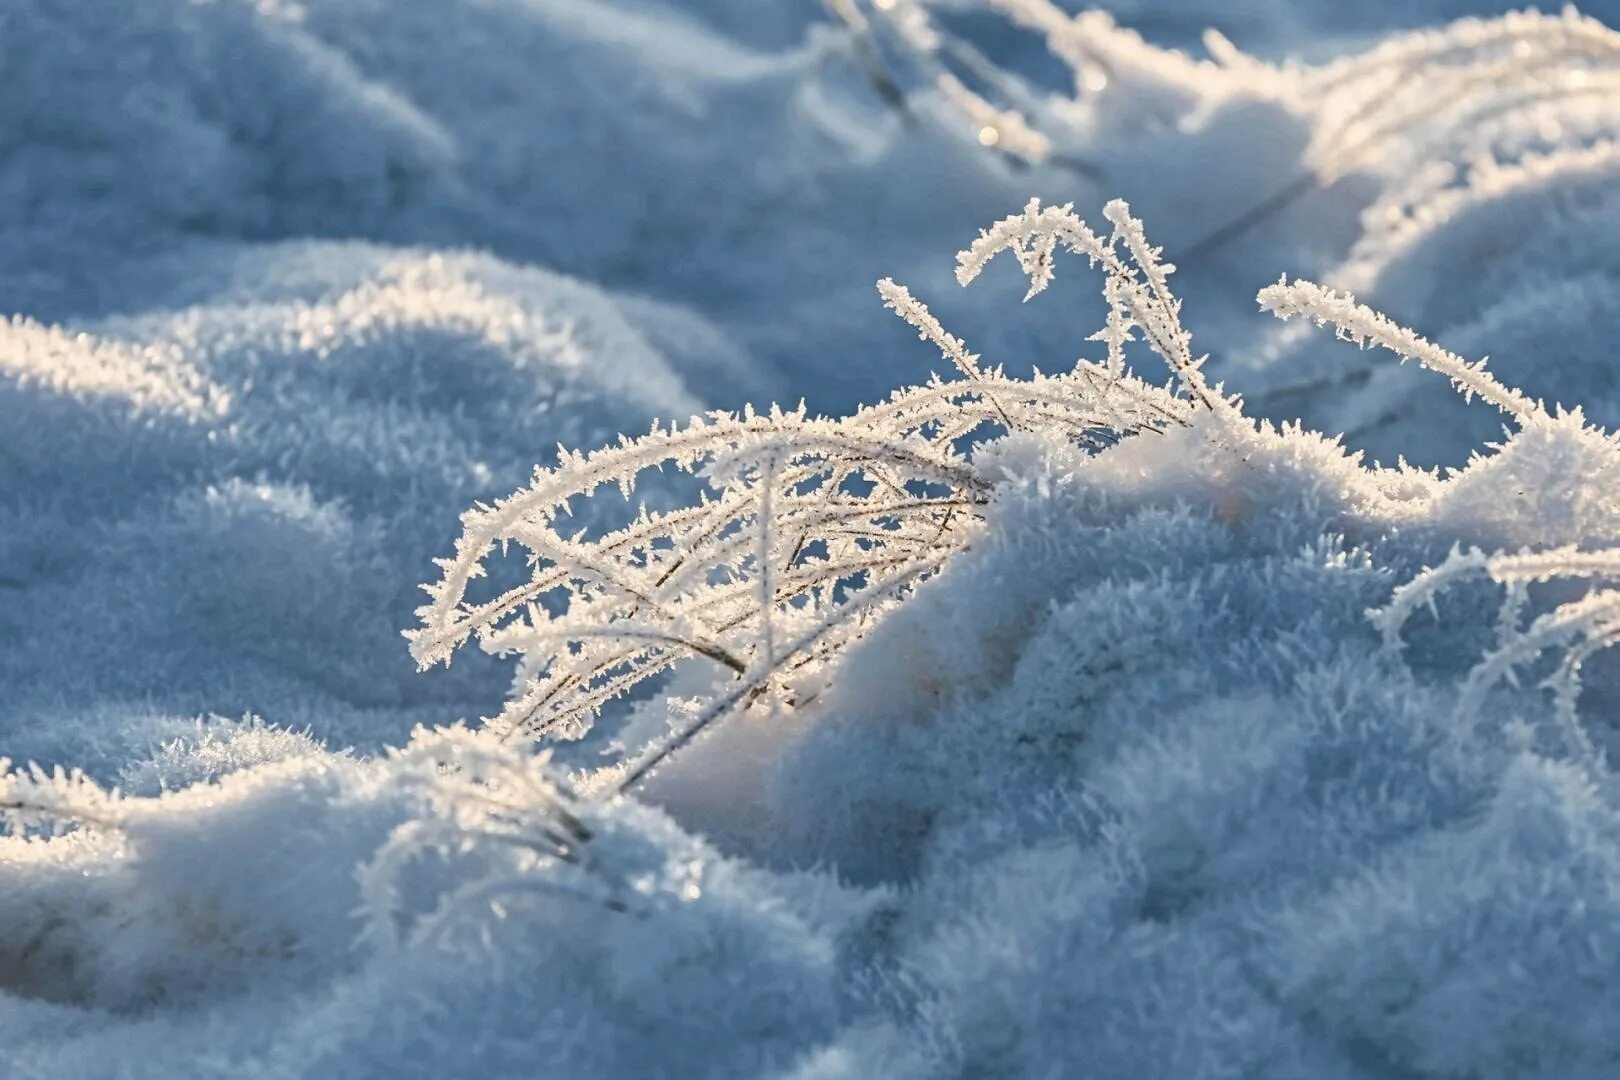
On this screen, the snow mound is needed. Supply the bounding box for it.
[762,408,1620,1078]
[0,0,453,248]
[0,242,709,770]
[1,726,866,1079]
[14,325,1620,1074]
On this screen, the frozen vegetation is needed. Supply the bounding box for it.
[6,1,1620,1077]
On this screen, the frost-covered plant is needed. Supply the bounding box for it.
[1340,139,1620,297]
[1301,7,1620,174]
[1373,545,1620,752]
[1250,138,1620,431]
[410,198,1212,787]
[1211,7,1620,244]
[1257,277,1540,422]
[1260,274,1620,747]
[838,0,1126,169]
[861,2,1620,254]
[0,758,121,836]
[358,728,624,949]
[418,180,1619,787]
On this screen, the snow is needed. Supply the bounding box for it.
[8,1,1620,1077]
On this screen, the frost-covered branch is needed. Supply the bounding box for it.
[359,729,625,950]
[411,200,1196,783]
[935,73,1051,163]
[1258,278,1541,423]
[957,198,1223,410]
[1,759,122,835]
[1372,545,1620,748]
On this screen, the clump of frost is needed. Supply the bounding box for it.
[118,715,335,797]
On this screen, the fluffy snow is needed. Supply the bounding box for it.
[7,1,1620,1077]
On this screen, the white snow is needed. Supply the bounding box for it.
[7,2,1620,1077]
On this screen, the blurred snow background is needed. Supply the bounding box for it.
[6,1,1620,1076]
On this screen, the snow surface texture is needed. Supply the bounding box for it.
[8,1,1620,1077]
